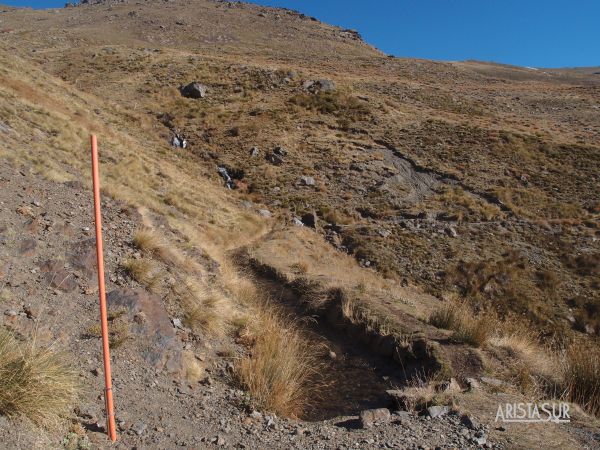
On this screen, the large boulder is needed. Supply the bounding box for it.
[180,82,207,99]
[106,288,182,374]
[39,259,78,292]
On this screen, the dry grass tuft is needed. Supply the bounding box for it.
[183,292,229,336]
[395,382,437,412]
[235,306,322,418]
[488,328,561,398]
[428,303,458,330]
[392,376,456,413]
[121,258,159,289]
[182,350,205,383]
[179,277,231,336]
[429,301,494,347]
[107,317,131,348]
[133,227,186,267]
[489,331,554,378]
[562,345,600,416]
[0,329,79,425]
[85,313,131,349]
[437,186,501,222]
[133,228,164,254]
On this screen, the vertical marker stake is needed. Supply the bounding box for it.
[90,134,117,442]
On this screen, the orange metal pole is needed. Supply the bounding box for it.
[90,134,117,442]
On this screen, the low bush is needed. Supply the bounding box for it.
[0,329,78,424]
[562,345,600,416]
[429,301,494,347]
[235,306,322,418]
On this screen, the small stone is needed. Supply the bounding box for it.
[133,312,146,324]
[427,405,450,418]
[32,200,41,207]
[304,79,336,93]
[394,411,412,420]
[301,211,317,228]
[172,318,183,329]
[461,414,480,430]
[359,408,391,428]
[180,82,207,99]
[177,385,191,396]
[328,351,337,359]
[23,304,38,319]
[445,226,458,238]
[131,421,147,436]
[378,229,391,238]
[4,309,17,317]
[273,146,288,157]
[465,377,480,390]
[250,146,260,157]
[81,284,96,295]
[300,176,315,186]
[266,153,284,165]
[473,436,487,446]
[437,378,461,393]
[258,209,272,218]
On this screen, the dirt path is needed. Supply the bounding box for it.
[250,276,405,422]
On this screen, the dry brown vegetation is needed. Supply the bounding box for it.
[180,282,230,337]
[289,91,370,122]
[390,377,457,413]
[429,300,494,347]
[235,306,323,417]
[132,227,164,255]
[0,329,79,425]
[120,258,160,290]
[429,299,600,416]
[563,346,600,416]
[216,266,325,417]
[436,187,501,222]
[85,309,131,348]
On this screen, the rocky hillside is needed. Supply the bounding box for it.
[0,1,599,449]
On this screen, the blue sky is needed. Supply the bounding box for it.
[3,0,598,68]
